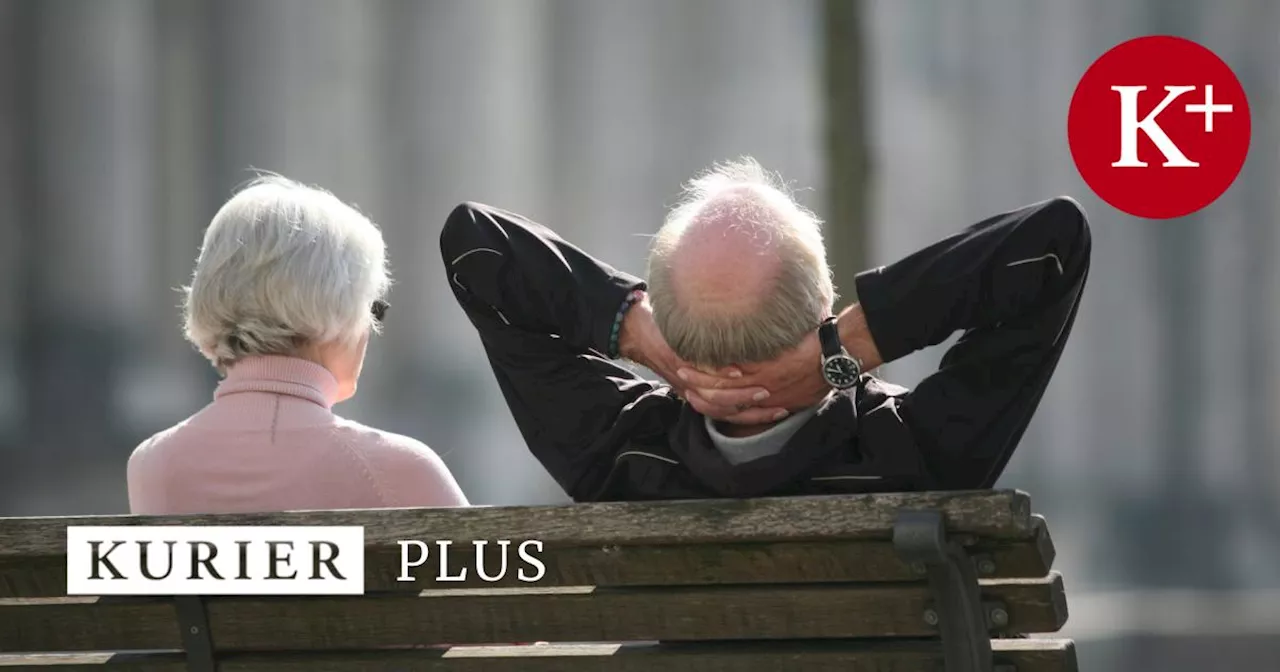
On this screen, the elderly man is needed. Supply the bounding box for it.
[440,159,1089,501]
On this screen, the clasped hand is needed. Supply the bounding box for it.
[619,298,832,425]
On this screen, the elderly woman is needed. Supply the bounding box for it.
[127,175,469,514]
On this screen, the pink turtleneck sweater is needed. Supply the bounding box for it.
[127,355,470,515]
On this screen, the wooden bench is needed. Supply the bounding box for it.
[0,490,1075,671]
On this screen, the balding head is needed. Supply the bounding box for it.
[647,159,835,368]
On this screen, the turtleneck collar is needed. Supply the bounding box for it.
[704,400,824,465]
[215,355,340,409]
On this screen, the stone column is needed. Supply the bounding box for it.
[0,0,30,473]
[21,0,158,466]
[115,0,219,437]
[380,0,556,504]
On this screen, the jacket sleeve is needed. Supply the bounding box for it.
[853,197,1092,489]
[439,202,667,501]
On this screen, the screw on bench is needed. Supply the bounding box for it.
[975,557,996,575]
[174,596,216,672]
[924,609,940,626]
[989,607,1009,628]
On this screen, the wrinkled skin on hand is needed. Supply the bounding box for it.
[677,328,831,424]
[619,299,791,423]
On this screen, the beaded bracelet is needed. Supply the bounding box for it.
[608,289,646,358]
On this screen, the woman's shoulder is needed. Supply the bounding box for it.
[329,417,469,507]
[128,419,194,465]
[329,416,444,463]
[125,419,198,510]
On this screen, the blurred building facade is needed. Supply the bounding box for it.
[1,1,1278,669]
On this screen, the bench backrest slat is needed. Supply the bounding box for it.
[0,490,1035,557]
[0,491,1040,598]
[1,528,1054,599]
[0,640,1079,672]
[0,575,1066,653]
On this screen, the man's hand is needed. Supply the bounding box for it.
[618,296,790,423]
[678,304,885,424]
[677,330,830,417]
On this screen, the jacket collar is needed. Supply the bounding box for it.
[215,355,339,409]
[667,391,859,497]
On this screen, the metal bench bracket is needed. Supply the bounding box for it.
[174,596,217,672]
[894,510,994,672]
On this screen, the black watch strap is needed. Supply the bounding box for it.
[818,316,844,358]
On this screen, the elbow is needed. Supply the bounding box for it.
[440,201,510,300]
[439,202,485,265]
[1043,196,1090,241]
[1039,195,1092,273]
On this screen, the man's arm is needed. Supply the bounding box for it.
[439,203,653,500]
[680,196,1090,489]
[440,203,769,500]
[846,196,1091,489]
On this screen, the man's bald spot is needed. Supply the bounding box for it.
[666,186,788,319]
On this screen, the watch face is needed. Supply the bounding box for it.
[823,356,861,388]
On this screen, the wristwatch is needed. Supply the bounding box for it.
[818,316,862,390]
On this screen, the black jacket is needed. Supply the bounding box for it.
[440,197,1091,501]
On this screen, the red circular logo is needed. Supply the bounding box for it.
[1068,35,1251,220]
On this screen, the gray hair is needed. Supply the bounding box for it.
[182,175,391,369]
[646,158,835,368]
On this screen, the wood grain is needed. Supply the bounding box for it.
[0,491,1035,560]
[0,639,1077,671]
[0,492,1044,598]
[376,513,1055,591]
[0,575,1065,653]
[0,526,1057,598]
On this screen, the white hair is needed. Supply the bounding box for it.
[646,157,835,367]
[182,175,391,369]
